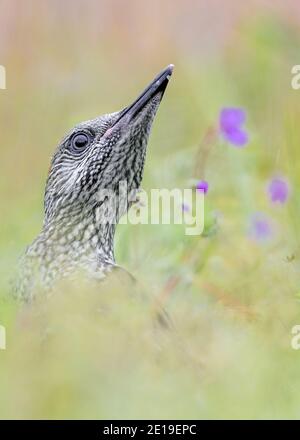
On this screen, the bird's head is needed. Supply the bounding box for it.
[44,65,174,226]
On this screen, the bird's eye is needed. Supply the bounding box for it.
[71,132,91,153]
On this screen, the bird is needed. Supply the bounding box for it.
[14,65,174,301]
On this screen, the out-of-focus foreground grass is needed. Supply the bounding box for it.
[1,1,300,419]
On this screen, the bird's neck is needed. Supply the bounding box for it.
[38,207,117,267]
[18,208,117,299]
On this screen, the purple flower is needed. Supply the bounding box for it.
[219,108,248,147]
[249,212,272,242]
[268,177,289,204]
[196,180,209,194]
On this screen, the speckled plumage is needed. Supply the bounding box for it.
[14,65,173,301]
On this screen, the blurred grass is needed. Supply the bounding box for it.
[1,0,300,419]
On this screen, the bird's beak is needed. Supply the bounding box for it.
[112,64,174,127]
